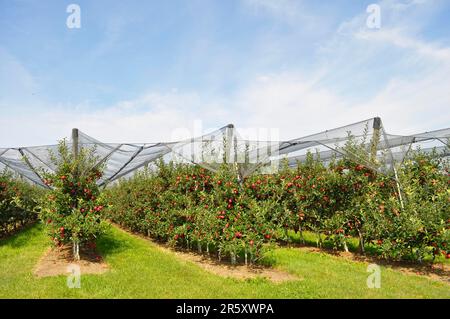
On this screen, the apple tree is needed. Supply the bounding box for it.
[39,139,107,260]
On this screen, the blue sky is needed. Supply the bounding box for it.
[1,0,450,146]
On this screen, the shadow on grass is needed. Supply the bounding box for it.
[286,230,380,255]
[280,231,450,283]
[0,223,42,249]
[96,228,134,258]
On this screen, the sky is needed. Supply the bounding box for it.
[0,0,449,147]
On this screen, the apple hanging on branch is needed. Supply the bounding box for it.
[39,139,108,260]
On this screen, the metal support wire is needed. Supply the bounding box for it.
[1,120,449,188]
[0,149,8,157]
[433,137,450,148]
[314,140,379,172]
[108,145,174,183]
[399,138,415,167]
[100,145,144,187]
[18,148,51,189]
[380,124,405,210]
[21,148,55,172]
[83,143,124,177]
[0,156,46,187]
[312,139,405,196]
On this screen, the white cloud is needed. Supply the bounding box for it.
[241,0,323,30]
[355,28,450,63]
[231,0,450,138]
[1,0,449,148]
[0,89,232,147]
[243,0,300,18]
[233,73,350,138]
[358,68,450,133]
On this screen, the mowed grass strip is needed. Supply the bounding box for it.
[0,224,448,298]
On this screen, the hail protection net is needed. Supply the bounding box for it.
[1,117,449,188]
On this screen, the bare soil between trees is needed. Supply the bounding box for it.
[116,222,449,285]
[32,223,449,285]
[112,223,300,283]
[115,221,450,285]
[33,245,109,277]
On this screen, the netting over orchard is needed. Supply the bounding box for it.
[1,117,449,188]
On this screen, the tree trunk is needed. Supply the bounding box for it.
[299,227,305,245]
[285,228,290,244]
[244,249,248,266]
[343,240,349,253]
[73,241,80,261]
[231,251,236,265]
[357,229,365,254]
[316,231,323,248]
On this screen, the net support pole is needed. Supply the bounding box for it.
[71,128,80,260]
[225,124,233,164]
[72,128,79,160]
[233,134,243,184]
[191,138,195,163]
[370,117,381,162]
[379,120,405,210]
[72,128,79,178]
[245,142,249,164]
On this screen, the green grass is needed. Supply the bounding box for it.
[287,230,450,264]
[0,223,448,298]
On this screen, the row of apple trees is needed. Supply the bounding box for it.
[0,170,43,237]
[103,139,449,263]
[5,135,447,264]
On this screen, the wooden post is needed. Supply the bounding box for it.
[256,144,260,164]
[226,124,233,164]
[71,128,80,261]
[201,139,205,164]
[71,128,79,183]
[222,124,233,164]
[245,141,250,165]
[72,128,79,160]
[191,137,195,163]
[222,130,226,164]
[370,117,381,162]
[233,134,243,184]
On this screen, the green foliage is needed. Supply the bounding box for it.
[104,141,449,263]
[375,150,450,261]
[0,170,43,236]
[104,161,275,264]
[39,140,108,249]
